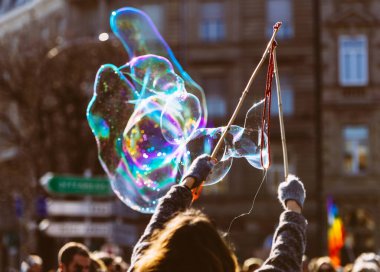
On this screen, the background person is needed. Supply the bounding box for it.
[20,254,43,272]
[57,242,91,272]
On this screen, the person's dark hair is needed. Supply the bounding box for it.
[100,255,114,267]
[58,242,90,267]
[308,256,336,272]
[242,257,263,272]
[134,209,239,272]
[90,256,106,272]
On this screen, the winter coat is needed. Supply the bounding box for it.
[129,185,307,272]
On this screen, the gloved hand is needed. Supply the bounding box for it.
[181,154,214,189]
[278,174,306,210]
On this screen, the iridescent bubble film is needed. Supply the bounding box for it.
[87,7,269,213]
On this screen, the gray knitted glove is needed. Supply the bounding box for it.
[181,154,214,189]
[278,174,306,209]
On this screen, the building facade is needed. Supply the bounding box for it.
[321,0,380,261]
[0,0,323,269]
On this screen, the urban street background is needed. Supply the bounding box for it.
[0,0,379,271]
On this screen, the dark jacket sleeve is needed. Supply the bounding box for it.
[257,211,307,272]
[129,185,193,270]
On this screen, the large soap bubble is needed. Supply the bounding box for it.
[87,7,269,213]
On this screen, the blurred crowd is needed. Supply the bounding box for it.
[240,252,380,272]
[20,248,380,272]
[16,155,380,272]
[20,242,129,272]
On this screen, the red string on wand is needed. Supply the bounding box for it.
[260,39,277,169]
[191,22,283,200]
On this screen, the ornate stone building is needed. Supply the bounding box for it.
[321,0,380,260]
[0,0,323,269]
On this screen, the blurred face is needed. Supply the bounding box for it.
[61,254,91,272]
[318,263,335,272]
[106,262,116,272]
[29,264,42,272]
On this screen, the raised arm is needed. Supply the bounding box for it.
[258,174,307,271]
[129,154,214,268]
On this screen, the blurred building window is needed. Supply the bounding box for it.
[343,126,368,175]
[345,208,376,256]
[199,2,226,42]
[339,35,368,86]
[0,0,32,15]
[203,76,227,118]
[140,4,165,34]
[266,0,294,39]
[270,82,294,116]
[266,162,295,195]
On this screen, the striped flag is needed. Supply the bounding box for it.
[327,197,345,268]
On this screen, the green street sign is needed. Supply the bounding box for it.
[40,173,113,196]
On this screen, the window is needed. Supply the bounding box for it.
[0,0,33,15]
[203,76,227,118]
[141,5,165,34]
[266,0,294,39]
[270,83,294,116]
[344,208,376,256]
[339,35,368,86]
[199,2,225,42]
[343,126,368,174]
